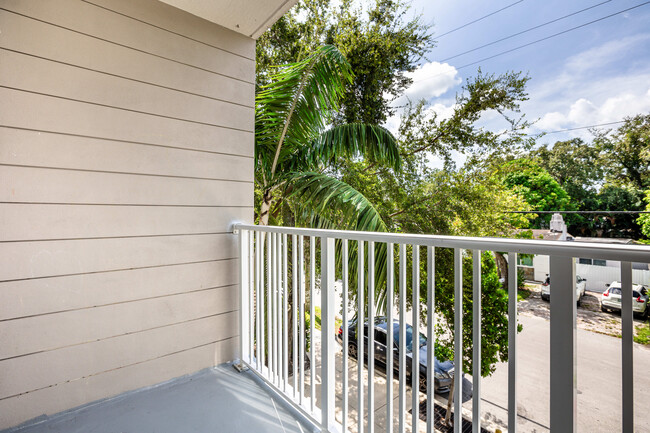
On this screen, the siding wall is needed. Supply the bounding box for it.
[0,0,254,428]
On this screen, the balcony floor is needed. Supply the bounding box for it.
[8,363,312,433]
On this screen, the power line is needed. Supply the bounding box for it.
[452,2,650,71]
[531,120,627,136]
[441,0,612,63]
[435,0,525,39]
[415,1,650,84]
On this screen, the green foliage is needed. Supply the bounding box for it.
[635,322,650,345]
[594,114,650,191]
[256,0,432,125]
[499,159,571,227]
[638,190,650,240]
[430,250,516,377]
[255,45,400,231]
[531,138,602,234]
[595,184,644,238]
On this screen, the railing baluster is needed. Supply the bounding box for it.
[310,236,316,413]
[398,243,406,433]
[454,248,462,433]
[549,255,576,432]
[621,261,634,432]
[299,235,306,406]
[387,243,394,433]
[273,232,278,384]
[321,236,336,432]
[508,252,518,433]
[267,232,272,380]
[249,231,255,364]
[292,234,298,399]
[283,233,289,392]
[412,245,420,433]
[472,250,482,433]
[358,240,365,433]
[256,231,262,371]
[342,239,349,433]
[368,241,375,433]
[239,229,249,364]
[426,246,435,433]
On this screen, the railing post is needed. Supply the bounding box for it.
[239,228,249,364]
[320,236,336,432]
[621,261,634,432]
[550,255,576,432]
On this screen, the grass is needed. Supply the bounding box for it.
[634,323,650,345]
[517,288,532,302]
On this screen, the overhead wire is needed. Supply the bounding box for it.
[440,0,612,62]
[414,1,650,84]
[532,120,627,136]
[435,0,525,38]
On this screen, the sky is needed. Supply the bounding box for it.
[386,0,650,167]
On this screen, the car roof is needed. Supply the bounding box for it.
[608,281,646,290]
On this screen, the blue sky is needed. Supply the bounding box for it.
[387,0,650,163]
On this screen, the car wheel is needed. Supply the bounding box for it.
[601,305,607,313]
[348,342,358,359]
[577,297,581,308]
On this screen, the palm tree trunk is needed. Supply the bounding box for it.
[260,190,272,226]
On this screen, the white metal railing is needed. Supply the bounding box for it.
[234,224,650,433]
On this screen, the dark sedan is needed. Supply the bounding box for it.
[337,316,455,393]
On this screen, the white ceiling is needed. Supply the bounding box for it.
[158,0,298,39]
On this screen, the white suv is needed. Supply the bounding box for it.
[540,274,587,306]
[601,282,649,318]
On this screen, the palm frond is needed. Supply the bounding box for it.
[286,172,391,313]
[255,45,353,180]
[285,124,401,172]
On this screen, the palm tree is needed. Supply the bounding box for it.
[255,45,400,230]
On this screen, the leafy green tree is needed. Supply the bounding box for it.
[595,184,644,238]
[432,250,515,377]
[256,0,432,125]
[499,159,571,228]
[637,190,650,242]
[594,114,650,191]
[531,138,602,235]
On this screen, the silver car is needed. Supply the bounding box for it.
[540,274,587,306]
[601,282,649,318]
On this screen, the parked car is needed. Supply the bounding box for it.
[601,281,649,318]
[540,274,587,306]
[337,317,455,393]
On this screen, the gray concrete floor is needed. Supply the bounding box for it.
[6,363,313,433]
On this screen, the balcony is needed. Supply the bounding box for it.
[233,223,650,433]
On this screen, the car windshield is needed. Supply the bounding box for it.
[393,324,427,352]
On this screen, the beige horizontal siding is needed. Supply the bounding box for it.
[0,338,238,429]
[1,50,253,131]
[0,88,253,156]
[2,165,253,206]
[0,204,252,242]
[0,312,237,399]
[86,0,255,59]
[0,1,254,81]
[1,233,237,281]
[0,0,254,427]
[0,128,253,182]
[0,259,238,321]
[0,284,237,360]
[0,12,253,105]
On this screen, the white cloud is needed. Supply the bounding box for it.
[391,62,461,108]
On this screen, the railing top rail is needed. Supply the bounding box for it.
[232,223,650,262]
